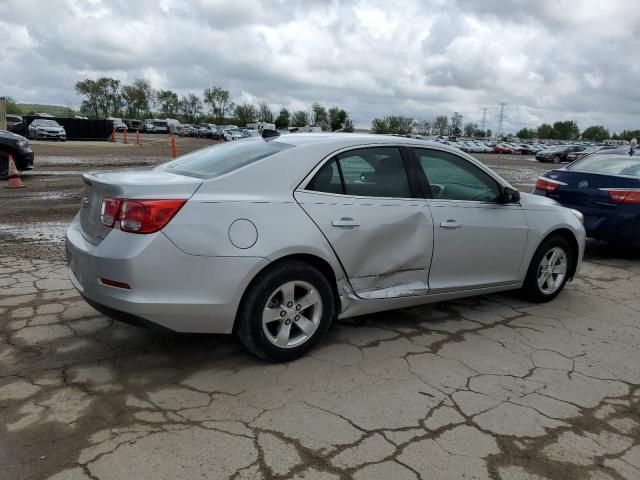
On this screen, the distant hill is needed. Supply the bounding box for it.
[16,103,78,117]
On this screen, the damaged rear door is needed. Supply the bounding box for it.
[295,146,433,299]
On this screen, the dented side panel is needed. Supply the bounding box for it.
[294,191,434,298]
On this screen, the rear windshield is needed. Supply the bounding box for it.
[159,139,293,178]
[567,154,640,178]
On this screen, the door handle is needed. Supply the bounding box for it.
[332,217,360,228]
[439,219,461,229]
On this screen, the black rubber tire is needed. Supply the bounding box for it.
[235,261,335,361]
[552,155,561,164]
[521,235,573,303]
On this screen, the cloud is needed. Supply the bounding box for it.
[1,0,637,132]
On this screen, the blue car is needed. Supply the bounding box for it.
[533,150,640,246]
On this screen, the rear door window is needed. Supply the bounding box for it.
[306,147,412,198]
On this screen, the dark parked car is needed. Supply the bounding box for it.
[0,130,34,174]
[536,145,587,163]
[533,151,640,246]
[6,115,26,136]
[566,145,616,163]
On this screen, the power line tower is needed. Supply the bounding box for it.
[497,102,508,138]
[480,107,488,134]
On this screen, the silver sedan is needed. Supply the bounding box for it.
[66,133,586,360]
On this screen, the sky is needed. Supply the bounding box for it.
[1,0,639,133]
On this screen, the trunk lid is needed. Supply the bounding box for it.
[80,169,202,245]
[544,169,640,210]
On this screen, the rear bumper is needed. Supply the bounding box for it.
[533,190,640,246]
[65,215,269,333]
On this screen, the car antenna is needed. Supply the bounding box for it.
[262,129,280,141]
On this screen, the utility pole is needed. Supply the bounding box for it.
[480,107,488,135]
[497,102,507,139]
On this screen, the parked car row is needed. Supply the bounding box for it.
[429,138,616,164]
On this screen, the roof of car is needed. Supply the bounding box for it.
[275,132,442,147]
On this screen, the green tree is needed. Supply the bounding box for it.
[433,115,449,136]
[121,79,154,119]
[413,120,432,135]
[328,106,348,131]
[464,122,478,137]
[516,127,536,139]
[3,96,21,114]
[179,94,203,123]
[581,126,609,142]
[311,103,329,131]
[370,116,413,135]
[274,108,290,129]
[485,128,492,138]
[552,120,580,140]
[537,123,553,139]
[75,79,103,118]
[234,103,258,126]
[258,102,273,123]
[291,110,309,127]
[450,112,463,136]
[157,90,180,118]
[343,117,354,133]
[203,87,234,125]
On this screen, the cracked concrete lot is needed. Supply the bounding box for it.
[1,248,638,480]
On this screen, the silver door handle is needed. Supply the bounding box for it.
[332,217,360,227]
[440,220,461,229]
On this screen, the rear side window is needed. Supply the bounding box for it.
[568,154,640,178]
[161,140,293,178]
[306,147,411,198]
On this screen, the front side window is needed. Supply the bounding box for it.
[306,147,411,198]
[413,149,501,202]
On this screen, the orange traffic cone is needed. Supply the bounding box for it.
[170,134,177,158]
[111,127,116,142]
[5,155,26,188]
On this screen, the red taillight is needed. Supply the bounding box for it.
[535,177,566,193]
[119,199,187,233]
[100,198,186,233]
[101,198,122,227]
[602,189,640,204]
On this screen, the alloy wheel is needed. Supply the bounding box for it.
[537,247,568,295]
[261,281,323,349]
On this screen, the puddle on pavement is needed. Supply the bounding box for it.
[0,221,69,245]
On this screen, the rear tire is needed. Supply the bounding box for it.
[236,261,335,361]
[552,155,561,164]
[521,235,573,303]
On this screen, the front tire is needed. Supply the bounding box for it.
[521,235,572,303]
[552,155,561,164]
[236,261,335,361]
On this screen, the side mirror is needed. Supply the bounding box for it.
[499,187,520,204]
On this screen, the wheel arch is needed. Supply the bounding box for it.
[233,253,343,332]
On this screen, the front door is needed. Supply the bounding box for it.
[411,147,528,292]
[295,146,434,299]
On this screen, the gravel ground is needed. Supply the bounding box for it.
[1,140,639,480]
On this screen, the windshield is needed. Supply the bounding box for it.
[160,139,293,178]
[567,154,640,178]
[36,120,59,127]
